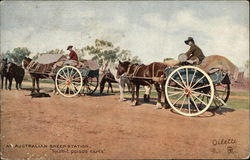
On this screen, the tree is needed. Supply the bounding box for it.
[117,50,132,61]
[117,50,142,64]
[46,49,65,55]
[75,48,85,61]
[84,39,142,66]
[84,39,120,66]
[5,47,31,64]
[131,56,142,64]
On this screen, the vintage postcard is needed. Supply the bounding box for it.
[0,1,249,159]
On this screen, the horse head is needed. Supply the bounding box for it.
[116,61,131,79]
[22,57,32,69]
[6,62,15,75]
[0,58,8,75]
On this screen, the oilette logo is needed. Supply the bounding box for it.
[212,138,236,146]
[211,138,237,154]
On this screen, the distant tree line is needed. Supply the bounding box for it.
[1,39,142,66]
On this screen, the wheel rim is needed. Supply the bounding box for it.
[82,77,98,95]
[56,66,83,97]
[165,66,214,116]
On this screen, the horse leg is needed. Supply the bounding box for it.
[107,81,110,93]
[18,82,21,90]
[118,78,126,101]
[147,87,151,102]
[16,79,19,90]
[127,83,131,92]
[110,82,114,93]
[52,77,58,94]
[32,77,36,93]
[36,77,40,92]
[131,83,136,106]
[5,76,8,90]
[8,76,13,90]
[161,84,170,109]
[126,80,131,92]
[1,75,3,89]
[155,83,163,109]
[135,84,140,105]
[99,77,105,94]
[144,86,151,103]
[20,79,23,90]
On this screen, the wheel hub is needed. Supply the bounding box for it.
[184,87,192,96]
[66,79,71,86]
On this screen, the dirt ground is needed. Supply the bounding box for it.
[0,89,249,159]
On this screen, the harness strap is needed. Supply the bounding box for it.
[132,64,142,77]
[126,64,133,77]
[125,63,165,87]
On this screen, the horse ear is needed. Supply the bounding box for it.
[118,60,122,64]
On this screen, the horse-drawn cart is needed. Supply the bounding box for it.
[164,65,230,117]
[24,54,99,97]
[117,55,235,117]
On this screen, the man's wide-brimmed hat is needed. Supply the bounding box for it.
[67,45,73,50]
[184,37,195,45]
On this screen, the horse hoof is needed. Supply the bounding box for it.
[143,94,147,102]
[155,106,162,109]
[119,98,126,102]
[155,103,163,109]
[131,101,137,106]
[163,104,170,109]
[155,107,162,110]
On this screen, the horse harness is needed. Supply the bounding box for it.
[125,63,165,85]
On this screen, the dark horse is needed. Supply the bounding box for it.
[7,62,25,90]
[116,61,169,109]
[22,57,57,93]
[100,71,118,94]
[0,58,10,90]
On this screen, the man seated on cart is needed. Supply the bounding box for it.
[179,37,205,65]
[64,45,78,66]
[49,45,79,76]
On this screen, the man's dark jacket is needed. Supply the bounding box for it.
[185,44,205,61]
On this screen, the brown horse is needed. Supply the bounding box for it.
[116,61,169,109]
[100,71,118,94]
[22,57,57,93]
[7,62,25,90]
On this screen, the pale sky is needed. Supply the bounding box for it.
[0,1,249,68]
